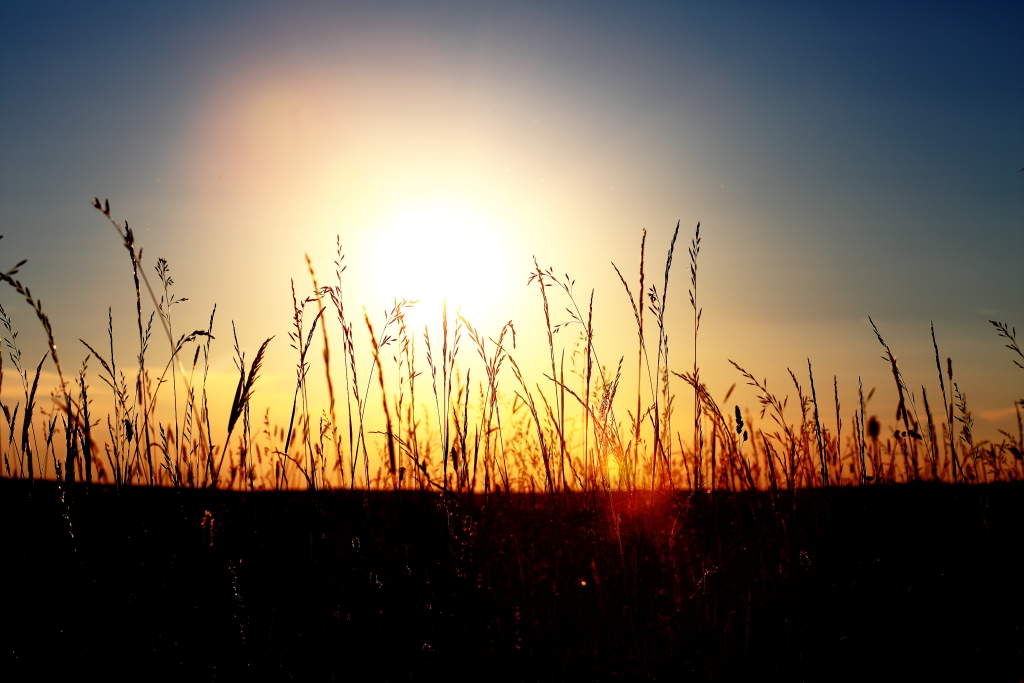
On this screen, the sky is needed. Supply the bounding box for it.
[0,0,1021,453]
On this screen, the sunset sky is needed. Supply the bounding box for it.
[1,1,1021,446]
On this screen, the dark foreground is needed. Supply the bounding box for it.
[2,480,1021,681]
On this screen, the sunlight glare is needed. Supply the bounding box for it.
[356,199,521,322]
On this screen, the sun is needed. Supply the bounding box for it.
[354,198,523,326]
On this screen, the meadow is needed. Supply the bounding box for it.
[1,199,1022,680]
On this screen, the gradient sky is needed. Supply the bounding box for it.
[1,1,1021,444]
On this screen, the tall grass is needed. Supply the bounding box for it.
[0,200,1021,491]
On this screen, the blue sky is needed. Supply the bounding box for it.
[1,0,1021,441]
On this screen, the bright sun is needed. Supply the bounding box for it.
[354,199,523,326]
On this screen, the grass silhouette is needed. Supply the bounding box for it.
[2,198,1020,490]
[0,199,1021,680]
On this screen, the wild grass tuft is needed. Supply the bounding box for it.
[0,202,1020,492]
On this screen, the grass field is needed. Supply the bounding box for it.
[1,200,1021,493]
[3,479,1021,680]
[1,201,1022,679]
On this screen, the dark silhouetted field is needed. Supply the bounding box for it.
[3,479,1022,681]
[2,205,1022,680]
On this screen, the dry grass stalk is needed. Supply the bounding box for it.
[2,206,1022,492]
